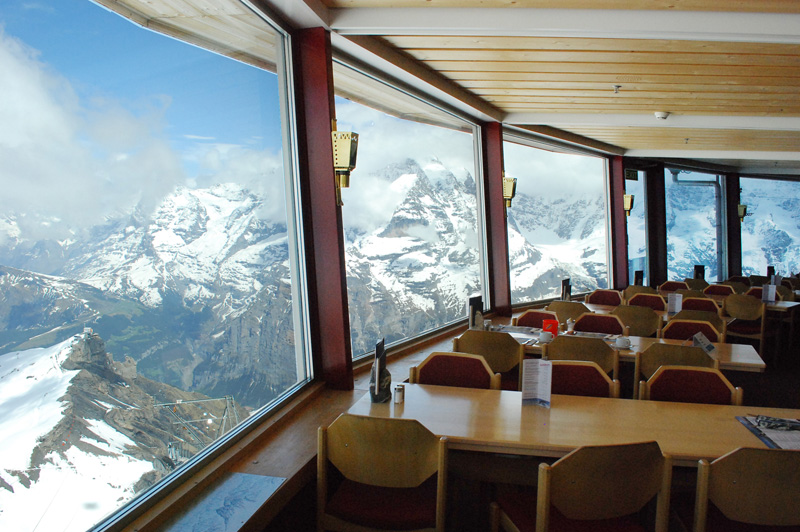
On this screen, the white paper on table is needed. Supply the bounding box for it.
[521,359,552,407]
[667,292,682,314]
[762,284,777,303]
[692,331,716,355]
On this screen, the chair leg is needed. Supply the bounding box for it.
[489,501,501,532]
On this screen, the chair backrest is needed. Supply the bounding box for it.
[622,284,657,302]
[721,293,765,321]
[695,448,800,529]
[749,274,770,287]
[573,312,626,335]
[776,284,794,302]
[681,297,719,313]
[670,309,725,333]
[452,329,524,374]
[703,284,735,297]
[627,292,667,311]
[659,280,689,292]
[725,275,750,285]
[550,360,620,398]
[410,351,500,389]
[513,309,559,328]
[584,289,623,306]
[539,441,671,531]
[684,278,709,290]
[746,285,783,301]
[661,319,721,343]
[542,335,618,379]
[720,280,749,294]
[321,414,442,488]
[611,304,661,337]
[545,300,590,324]
[675,288,706,299]
[633,343,718,399]
[641,365,742,405]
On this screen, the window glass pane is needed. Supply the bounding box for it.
[503,140,610,303]
[334,67,482,358]
[664,169,721,282]
[0,3,306,531]
[740,177,800,276]
[625,171,648,286]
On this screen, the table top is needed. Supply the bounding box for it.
[495,326,765,373]
[348,384,800,466]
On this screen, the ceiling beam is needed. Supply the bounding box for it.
[330,8,800,44]
[504,113,800,131]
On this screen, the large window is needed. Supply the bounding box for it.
[334,63,483,358]
[625,171,649,286]
[503,139,610,303]
[664,169,722,282]
[0,2,308,531]
[740,177,800,276]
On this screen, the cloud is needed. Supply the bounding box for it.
[336,99,475,232]
[0,29,289,242]
[504,141,607,198]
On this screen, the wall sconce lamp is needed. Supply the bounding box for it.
[738,204,748,222]
[502,175,517,209]
[623,194,634,216]
[332,123,359,206]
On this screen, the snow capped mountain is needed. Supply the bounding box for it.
[0,333,243,532]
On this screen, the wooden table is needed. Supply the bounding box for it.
[348,384,800,466]
[496,327,766,372]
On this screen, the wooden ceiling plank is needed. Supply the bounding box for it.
[445,72,800,85]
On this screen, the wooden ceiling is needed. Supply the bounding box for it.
[101,0,800,174]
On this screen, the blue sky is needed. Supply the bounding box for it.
[0,0,287,237]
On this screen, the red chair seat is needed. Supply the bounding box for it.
[497,490,647,532]
[662,320,719,342]
[417,356,493,389]
[551,364,611,397]
[326,476,438,530]
[727,318,762,335]
[648,368,733,405]
[500,369,519,391]
[573,314,625,335]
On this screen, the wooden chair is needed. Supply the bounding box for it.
[670,309,726,336]
[725,275,750,285]
[749,274,770,287]
[622,284,657,303]
[318,414,447,532]
[703,284,735,297]
[719,280,748,294]
[409,352,500,390]
[681,297,719,313]
[692,448,800,532]
[721,294,767,354]
[584,288,623,306]
[659,280,689,292]
[513,309,559,328]
[639,366,742,405]
[550,360,620,398]
[683,278,709,291]
[572,312,626,335]
[611,304,661,337]
[661,319,723,343]
[633,343,718,399]
[490,441,672,532]
[776,284,795,302]
[452,330,524,391]
[542,335,619,380]
[675,288,706,299]
[628,292,667,311]
[745,285,782,301]
[545,300,590,324]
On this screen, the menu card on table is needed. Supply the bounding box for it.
[737,415,800,450]
[521,359,552,407]
[667,293,682,315]
[762,284,777,303]
[468,295,483,329]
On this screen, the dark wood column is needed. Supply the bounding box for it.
[481,121,511,316]
[725,173,742,277]
[292,27,353,389]
[645,162,668,287]
[608,156,628,289]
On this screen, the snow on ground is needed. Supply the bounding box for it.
[0,337,79,471]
